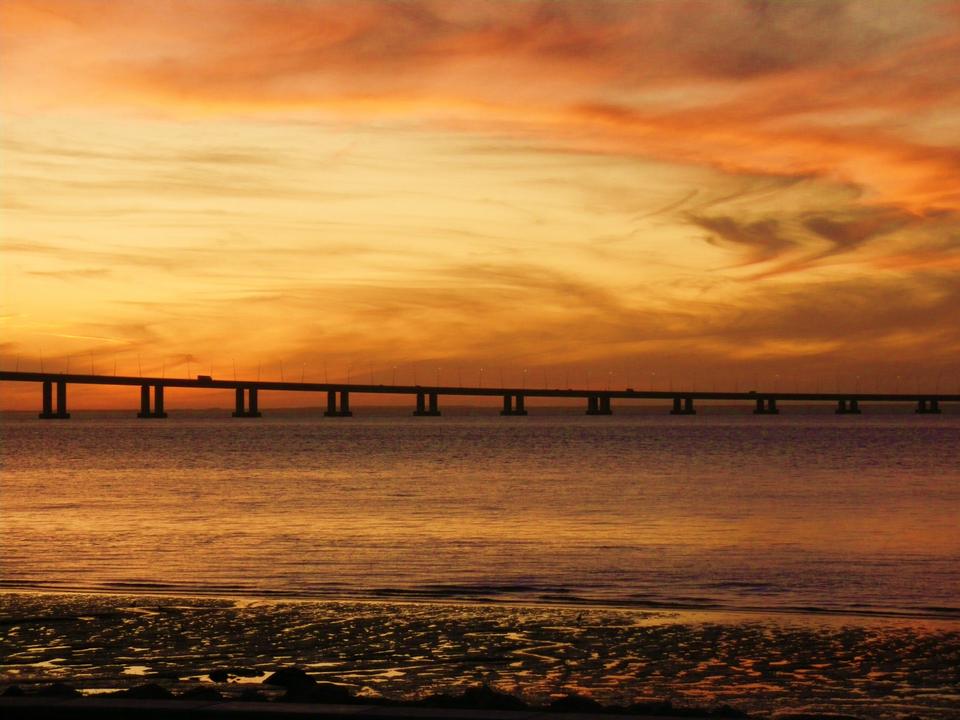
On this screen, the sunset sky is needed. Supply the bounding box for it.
[2,0,960,408]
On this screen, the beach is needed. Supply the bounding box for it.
[3,592,959,718]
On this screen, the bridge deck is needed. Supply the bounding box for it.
[0,371,956,403]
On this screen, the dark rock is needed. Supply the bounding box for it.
[208,669,229,683]
[282,681,354,704]
[2,686,26,697]
[37,683,81,698]
[238,687,268,702]
[156,670,181,680]
[113,683,174,700]
[549,694,606,713]
[626,700,676,715]
[419,684,528,711]
[263,667,317,690]
[229,667,261,678]
[709,705,749,718]
[773,716,860,720]
[179,686,223,701]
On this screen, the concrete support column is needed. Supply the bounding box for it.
[586,396,600,415]
[231,387,259,417]
[916,398,941,414]
[836,399,860,414]
[140,385,151,416]
[39,380,54,418]
[753,397,779,415]
[154,385,165,417]
[53,381,70,419]
[323,390,351,417]
[500,394,527,416]
[413,391,439,416]
[138,383,167,418]
[670,397,695,415]
[598,396,612,415]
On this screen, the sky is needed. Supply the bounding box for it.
[2,0,960,408]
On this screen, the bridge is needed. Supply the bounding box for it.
[0,371,954,418]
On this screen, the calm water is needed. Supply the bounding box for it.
[2,411,959,618]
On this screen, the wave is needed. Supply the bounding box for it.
[2,577,959,622]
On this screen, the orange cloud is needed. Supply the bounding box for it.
[4,0,959,214]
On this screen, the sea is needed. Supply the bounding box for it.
[2,409,958,616]
[1,408,959,717]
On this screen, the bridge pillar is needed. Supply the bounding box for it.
[413,391,441,416]
[836,399,861,414]
[40,380,70,419]
[753,397,779,414]
[585,395,612,415]
[325,390,352,417]
[670,397,695,415]
[500,394,527,416]
[916,399,941,414]
[138,384,168,418]
[231,387,261,417]
[39,380,54,418]
[55,381,69,418]
[139,384,151,416]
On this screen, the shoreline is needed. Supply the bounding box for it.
[2,586,959,627]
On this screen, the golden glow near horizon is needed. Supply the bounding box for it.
[2,0,960,408]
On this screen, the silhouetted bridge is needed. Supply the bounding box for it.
[0,371,955,418]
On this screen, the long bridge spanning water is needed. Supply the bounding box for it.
[1,370,955,418]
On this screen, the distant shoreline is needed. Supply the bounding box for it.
[1,404,955,415]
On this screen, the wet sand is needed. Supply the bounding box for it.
[2,593,959,718]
